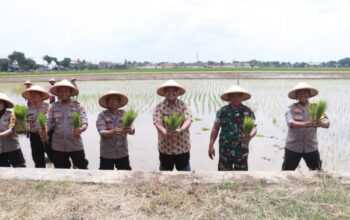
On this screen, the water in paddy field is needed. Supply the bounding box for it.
[1,79,349,171]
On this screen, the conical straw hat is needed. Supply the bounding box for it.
[99,91,128,108]
[24,80,32,85]
[22,85,49,100]
[0,93,14,108]
[220,85,251,101]
[156,80,186,96]
[49,79,79,96]
[288,82,318,99]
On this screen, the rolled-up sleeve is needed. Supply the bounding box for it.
[214,108,222,124]
[183,104,192,121]
[96,113,107,135]
[285,106,294,128]
[153,105,163,125]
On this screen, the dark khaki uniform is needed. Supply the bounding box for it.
[48,100,88,169]
[0,110,25,167]
[26,102,53,167]
[96,109,132,170]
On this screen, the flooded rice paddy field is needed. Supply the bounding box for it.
[2,79,349,171]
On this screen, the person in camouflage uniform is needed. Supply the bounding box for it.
[208,85,256,171]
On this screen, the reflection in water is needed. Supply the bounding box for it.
[2,79,349,171]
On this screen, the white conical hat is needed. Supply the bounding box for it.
[49,79,79,96]
[156,80,186,96]
[220,85,251,101]
[98,91,128,108]
[288,82,318,99]
[0,93,14,108]
[22,85,49,100]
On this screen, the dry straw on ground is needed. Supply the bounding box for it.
[0,173,349,219]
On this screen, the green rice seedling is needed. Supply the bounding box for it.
[38,112,47,131]
[13,104,28,134]
[38,112,48,143]
[122,109,138,129]
[316,100,328,120]
[308,100,328,124]
[72,112,81,128]
[243,116,255,135]
[163,112,185,132]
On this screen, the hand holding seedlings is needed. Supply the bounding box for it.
[122,126,135,135]
[242,116,255,143]
[39,130,48,140]
[114,128,125,135]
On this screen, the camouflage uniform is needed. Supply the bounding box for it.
[216,104,255,171]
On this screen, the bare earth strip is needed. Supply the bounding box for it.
[2,71,350,83]
[0,168,349,219]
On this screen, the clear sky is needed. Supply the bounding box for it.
[1,0,349,63]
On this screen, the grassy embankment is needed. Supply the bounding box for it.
[0,174,349,219]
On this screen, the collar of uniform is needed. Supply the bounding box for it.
[296,101,309,109]
[227,103,244,112]
[164,99,180,107]
[58,100,77,107]
[105,109,123,116]
[30,102,48,109]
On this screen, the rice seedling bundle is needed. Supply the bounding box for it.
[37,112,48,142]
[72,112,81,128]
[13,105,28,134]
[38,112,47,131]
[122,109,138,129]
[243,116,255,135]
[308,100,328,123]
[163,112,185,132]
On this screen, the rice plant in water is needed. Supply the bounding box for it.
[163,112,185,132]
[122,109,138,129]
[243,116,255,135]
[72,112,81,128]
[13,105,28,134]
